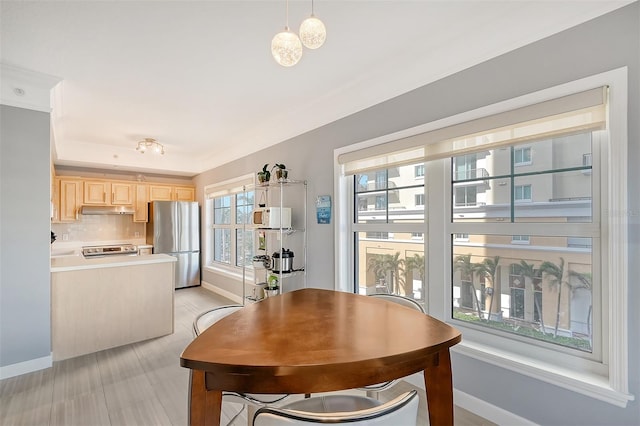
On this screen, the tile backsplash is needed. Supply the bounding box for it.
[51,215,146,243]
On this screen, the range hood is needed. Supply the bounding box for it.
[80,205,135,215]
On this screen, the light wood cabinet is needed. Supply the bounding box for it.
[149,184,195,202]
[59,178,82,222]
[84,181,134,205]
[52,172,194,222]
[149,184,173,201]
[111,182,134,205]
[134,184,149,222]
[175,186,195,201]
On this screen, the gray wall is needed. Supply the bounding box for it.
[194,3,639,424]
[0,105,52,369]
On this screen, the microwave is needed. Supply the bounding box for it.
[252,207,291,229]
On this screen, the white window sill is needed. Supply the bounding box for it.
[452,339,634,407]
[203,265,250,282]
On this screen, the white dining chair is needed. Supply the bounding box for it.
[360,294,426,398]
[252,390,419,426]
[191,305,289,426]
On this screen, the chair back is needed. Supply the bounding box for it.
[252,390,418,426]
[370,293,425,313]
[193,305,243,336]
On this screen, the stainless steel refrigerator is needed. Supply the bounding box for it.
[147,201,200,289]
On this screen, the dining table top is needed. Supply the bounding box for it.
[180,288,462,395]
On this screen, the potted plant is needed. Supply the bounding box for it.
[257,164,271,184]
[271,163,288,181]
[264,274,279,298]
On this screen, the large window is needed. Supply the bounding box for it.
[205,175,255,273]
[352,163,425,307]
[336,71,631,406]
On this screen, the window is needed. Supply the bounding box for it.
[352,163,425,303]
[454,154,477,180]
[205,175,255,274]
[514,147,532,165]
[415,164,425,178]
[454,186,477,207]
[511,235,530,244]
[336,71,631,406]
[514,184,532,202]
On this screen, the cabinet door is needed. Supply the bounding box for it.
[174,186,195,201]
[111,183,134,205]
[84,181,108,204]
[60,179,82,221]
[51,177,61,222]
[134,184,149,222]
[149,185,173,201]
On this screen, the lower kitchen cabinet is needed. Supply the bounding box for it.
[51,255,175,360]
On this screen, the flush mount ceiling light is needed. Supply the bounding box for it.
[136,138,164,155]
[299,0,326,49]
[271,0,303,67]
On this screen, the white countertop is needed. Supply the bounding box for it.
[51,254,176,272]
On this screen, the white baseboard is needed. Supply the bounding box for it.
[403,374,536,425]
[200,281,243,304]
[0,354,52,380]
[454,389,537,425]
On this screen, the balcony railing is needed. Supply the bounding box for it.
[453,168,490,187]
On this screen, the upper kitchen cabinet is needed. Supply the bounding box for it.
[83,181,134,205]
[149,184,195,202]
[134,184,149,222]
[57,178,82,222]
[175,186,195,201]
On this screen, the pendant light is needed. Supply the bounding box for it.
[271,0,303,67]
[299,0,326,49]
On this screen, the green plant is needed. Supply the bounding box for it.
[267,274,279,289]
[257,163,271,183]
[271,163,288,180]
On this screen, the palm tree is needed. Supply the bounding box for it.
[539,257,568,337]
[454,254,483,319]
[518,260,546,334]
[405,253,425,303]
[367,254,387,291]
[382,252,405,295]
[476,256,500,321]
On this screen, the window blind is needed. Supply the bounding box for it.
[204,174,254,199]
[339,86,607,175]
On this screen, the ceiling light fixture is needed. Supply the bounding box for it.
[136,138,164,155]
[271,0,303,67]
[299,0,326,50]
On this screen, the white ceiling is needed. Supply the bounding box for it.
[1,1,631,177]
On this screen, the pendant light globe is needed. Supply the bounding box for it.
[299,15,326,49]
[271,27,303,67]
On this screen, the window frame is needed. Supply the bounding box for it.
[514,146,533,166]
[204,174,255,279]
[334,68,631,407]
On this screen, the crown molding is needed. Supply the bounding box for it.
[0,63,61,112]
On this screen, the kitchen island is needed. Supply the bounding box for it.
[51,254,176,361]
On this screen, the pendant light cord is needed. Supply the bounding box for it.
[285,0,290,30]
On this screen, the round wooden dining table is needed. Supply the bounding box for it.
[180,288,461,426]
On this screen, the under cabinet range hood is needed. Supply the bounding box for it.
[80,205,135,215]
